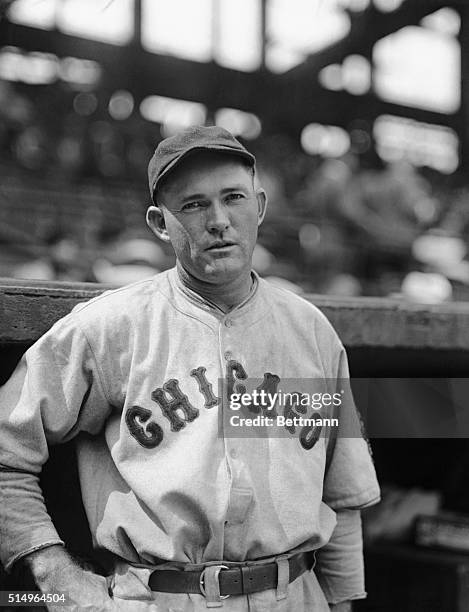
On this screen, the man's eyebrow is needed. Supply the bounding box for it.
[220,184,250,193]
[179,193,206,203]
[178,185,250,202]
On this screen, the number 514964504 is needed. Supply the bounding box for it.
[1,591,68,606]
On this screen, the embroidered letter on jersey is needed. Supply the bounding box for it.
[152,379,199,432]
[125,405,164,449]
[190,366,219,408]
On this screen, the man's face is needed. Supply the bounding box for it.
[147,151,267,285]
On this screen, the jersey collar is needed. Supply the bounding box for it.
[162,266,268,330]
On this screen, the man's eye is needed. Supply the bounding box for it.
[226,193,244,202]
[182,201,205,211]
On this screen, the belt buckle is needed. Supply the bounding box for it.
[199,565,230,599]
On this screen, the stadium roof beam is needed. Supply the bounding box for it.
[0,21,273,115]
[265,88,459,137]
[132,0,142,48]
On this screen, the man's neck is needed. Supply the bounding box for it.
[176,262,253,313]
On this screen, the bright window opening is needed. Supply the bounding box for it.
[420,7,460,36]
[0,48,57,84]
[374,25,460,113]
[301,123,350,158]
[140,95,207,137]
[374,115,459,174]
[57,0,133,44]
[8,0,57,30]
[9,0,133,44]
[215,0,262,71]
[215,108,262,140]
[142,0,212,62]
[266,0,351,73]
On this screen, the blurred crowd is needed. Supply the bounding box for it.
[2,77,469,302]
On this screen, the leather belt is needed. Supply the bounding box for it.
[148,552,314,597]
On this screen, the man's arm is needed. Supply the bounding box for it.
[0,467,64,571]
[330,603,352,612]
[0,314,113,607]
[317,344,381,608]
[315,509,366,608]
[1,467,113,609]
[23,546,113,611]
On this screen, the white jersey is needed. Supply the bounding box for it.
[0,267,380,610]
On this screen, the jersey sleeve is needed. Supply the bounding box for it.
[315,509,367,604]
[0,311,112,570]
[323,345,381,510]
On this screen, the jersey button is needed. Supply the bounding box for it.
[230,448,237,459]
[224,351,232,360]
[225,319,233,327]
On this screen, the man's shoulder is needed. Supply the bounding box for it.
[258,277,344,358]
[259,277,338,331]
[70,270,171,322]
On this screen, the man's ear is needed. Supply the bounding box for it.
[256,189,268,226]
[146,205,171,243]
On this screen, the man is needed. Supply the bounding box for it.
[0,126,380,611]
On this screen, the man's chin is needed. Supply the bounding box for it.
[200,258,248,284]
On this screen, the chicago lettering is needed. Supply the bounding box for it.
[126,359,322,450]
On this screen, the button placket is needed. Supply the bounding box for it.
[220,317,235,362]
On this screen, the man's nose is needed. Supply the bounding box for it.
[206,201,230,233]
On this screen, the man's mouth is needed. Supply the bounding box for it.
[206,241,237,251]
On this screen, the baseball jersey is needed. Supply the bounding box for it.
[0,267,380,609]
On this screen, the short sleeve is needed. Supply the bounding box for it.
[323,346,381,510]
[0,313,111,472]
[0,312,112,569]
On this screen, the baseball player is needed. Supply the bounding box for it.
[0,126,380,611]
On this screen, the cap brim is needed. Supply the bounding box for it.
[151,144,256,204]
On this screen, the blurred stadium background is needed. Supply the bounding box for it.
[0,0,468,300]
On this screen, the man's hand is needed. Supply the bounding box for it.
[330,602,352,612]
[24,545,114,611]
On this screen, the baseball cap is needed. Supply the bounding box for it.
[147,125,256,204]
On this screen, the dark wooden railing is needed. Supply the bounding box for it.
[3,278,469,348]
